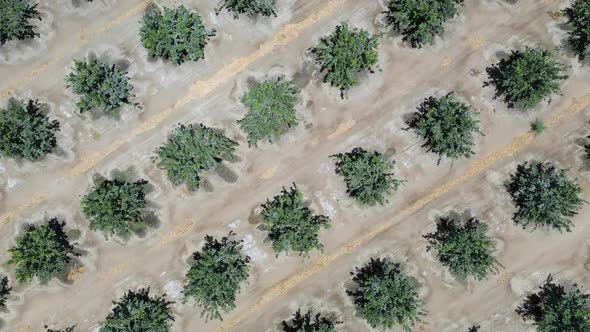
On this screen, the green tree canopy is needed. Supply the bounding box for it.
[423,217,499,280]
[384,0,463,48]
[183,233,250,321]
[101,288,174,332]
[347,258,425,330]
[65,58,136,116]
[0,98,60,161]
[140,4,215,64]
[238,77,300,146]
[261,184,330,256]
[81,177,149,238]
[516,275,590,332]
[154,124,238,191]
[408,92,480,163]
[331,147,402,206]
[485,47,567,109]
[216,0,277,19]
[8,218,79,283]
[310,22,380,98]
[281,309,337,332]
[505,162,585,232]
[0,276,10,307]
[564,0,590,62]
[0,0,40,45]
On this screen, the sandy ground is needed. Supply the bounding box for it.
[1,0,589,331]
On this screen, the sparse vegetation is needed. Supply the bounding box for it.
[384,0,463,48]
[505,162,585,232]
[140,4,215,64]
[101,288,174,332]
[261,184,331,256]
[347,258,425,330]
[154,124,238,191]
[65,58,136,116]
[46,326,76,332]
[183,233,250,321]
[0,276,10,307]
[8,218,79,283]
[563,0,590,61]
[310,22,380,98]
[216,0,277,19]
[238,77,300,146]
[423,217,499,280]
[467,326,480,332]
[531,118,546,135]
[332,147,402,206]
[0,0,41,45]
[0,98,60,161]
[281,309,337,332]
[408,92,480,163]
[516,275,590,332]
[485,47,567,109]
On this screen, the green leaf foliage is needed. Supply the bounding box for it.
[423,217,499,280]
[516,275,590,332]
[81,177,149,238]
[331,147,402,206]
[65,58,136,115]
[216,0,277,19]
[408,92,480,162]
[0,276,10,307]
[101,288,174,332]
[261,184,331,256]
[154,124,238,191]
[281,309,337,332]
[485,47,567,109]
[183,233,250,321]
[8,218,79,283]
[531,118,546,135]
[505,162,585,232]
[0,98,60,161]
[140,4,215,64]
[384,0,463,48]
[347,258,425,331]
[0,0,40,45]
[238,77,300,146]
[310,22,380,98]
[564,0,590,61]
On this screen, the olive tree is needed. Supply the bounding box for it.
[238,77,300,146]
[101,288,174,332]
[564,0,590,61]
[0,0,41,45]
[0,98,60,161]
[423,217,499,280]
[310,22,380,98]
[384,0,463,48]
[407,92,480,163]
[140,4,215,64]
[154,124,238,191]
[516,275,590,332]
[81,177,149,238]
[505,162,585,232]
[347,258,425,330]
[261,184,330,256]
[0,276,10,307]
[183,233,250,320]
[485,47,567,109]
[216,0,277,19]
[8,218,79,283]
[331,147,402,206]
[281,309,337,332]
[65,58,136,116]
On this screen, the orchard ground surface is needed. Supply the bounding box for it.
[1,0,589,331]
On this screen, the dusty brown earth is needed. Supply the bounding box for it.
[1,0,589,331]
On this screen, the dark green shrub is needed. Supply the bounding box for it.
[0,0,41,45]
[238,77,300,146]
[281,309,337,332]
[384,0,463,48]
[183,233,250,320]
[505,162,585,232]
[310,22,380,98]
[154,124,238,191]
[261,184,330,256]
[216,0,277,19]
[563,0,590,61]
[485,47,567,109]
[0,276,10,307]
[140,4,215,64]
[0,98,59,161]
[531,119,546,135]
[101,288,174,332]
[331,147,402,206]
